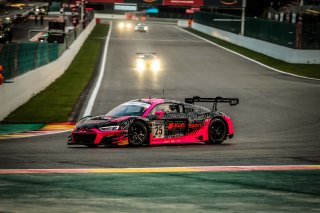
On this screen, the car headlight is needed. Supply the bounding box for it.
[136,59,145,71]
[151,60,160,72]
[118,23,124,29]
[144,26,148,31]
[99,126,119,131]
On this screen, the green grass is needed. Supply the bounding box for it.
[2,24,109,123]
[186,28,320,79]
[0,171,319,212]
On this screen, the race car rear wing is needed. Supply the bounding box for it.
[185,96,239,111]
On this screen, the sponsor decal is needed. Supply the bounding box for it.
[171,0,194,3]
[118,140,129,146]
[163,113,187,119]
[188,123,202,129]
[163,0,203,6]
[220,0,238,5]
[186,7,200,14]
[86,0,124,3]
[167,121,186,130]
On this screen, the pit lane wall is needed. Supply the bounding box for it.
[0,20,96,121]
[191,22,320,64]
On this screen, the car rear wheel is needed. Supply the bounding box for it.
[128,121,149,146]
[206,118,227,144]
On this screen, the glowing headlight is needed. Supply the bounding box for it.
[126,23,132,29]
[118,23,124,29]
[136,59,145,71]
[151,60,160,72]
[99,126,119,131]
[144,26,148,31]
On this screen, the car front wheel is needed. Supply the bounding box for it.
[128,121,149,146]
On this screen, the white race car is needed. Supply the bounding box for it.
[134,23,148,32]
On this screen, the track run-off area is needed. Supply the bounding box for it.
[0,22,320,212]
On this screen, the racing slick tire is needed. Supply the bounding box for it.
[128,121,149,146]
[206,118,227,144]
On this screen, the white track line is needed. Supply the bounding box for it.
[83,22,113,116]
[177,27,319,81]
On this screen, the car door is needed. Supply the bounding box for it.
[148,103,188,139]
[185,104,208,134]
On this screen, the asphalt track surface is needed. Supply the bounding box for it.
[0,22,319,169]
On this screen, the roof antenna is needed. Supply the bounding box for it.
[162,77,167,99]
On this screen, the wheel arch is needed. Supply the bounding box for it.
[133,118,151,133]
[209,115,230,139]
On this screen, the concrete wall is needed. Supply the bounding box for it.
[0,20,96,121]
[95,13,126,20]
[177,20,189,28]
[192,22,320,64]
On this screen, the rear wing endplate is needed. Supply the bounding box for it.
[185,96,239,111]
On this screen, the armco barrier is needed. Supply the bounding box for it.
[192,22,320,64]
[0,20,96,121]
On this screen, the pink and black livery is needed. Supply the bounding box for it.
[68,96,239,147]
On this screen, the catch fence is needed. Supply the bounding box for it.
[194,11,319,50]
[0,11,94,81]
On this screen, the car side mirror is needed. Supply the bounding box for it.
[154,111,164,119]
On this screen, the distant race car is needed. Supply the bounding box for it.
[136,53,160,71]
[118,22,133,30]
[68,96,239,147]
[134,23,148,32]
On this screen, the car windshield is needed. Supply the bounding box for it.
[105,101,151,117]
[142,55,155,59]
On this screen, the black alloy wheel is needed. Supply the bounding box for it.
[128,121,149,146]
[207,118,227,144]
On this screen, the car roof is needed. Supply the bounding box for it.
[130,99,211,115]
[134,98,183,105]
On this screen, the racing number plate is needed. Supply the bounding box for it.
[152,125,164,138]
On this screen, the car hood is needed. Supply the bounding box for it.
[75,115,133,130]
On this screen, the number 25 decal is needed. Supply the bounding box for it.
[153,125,164,138]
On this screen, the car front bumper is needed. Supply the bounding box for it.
[68,129,129,146]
